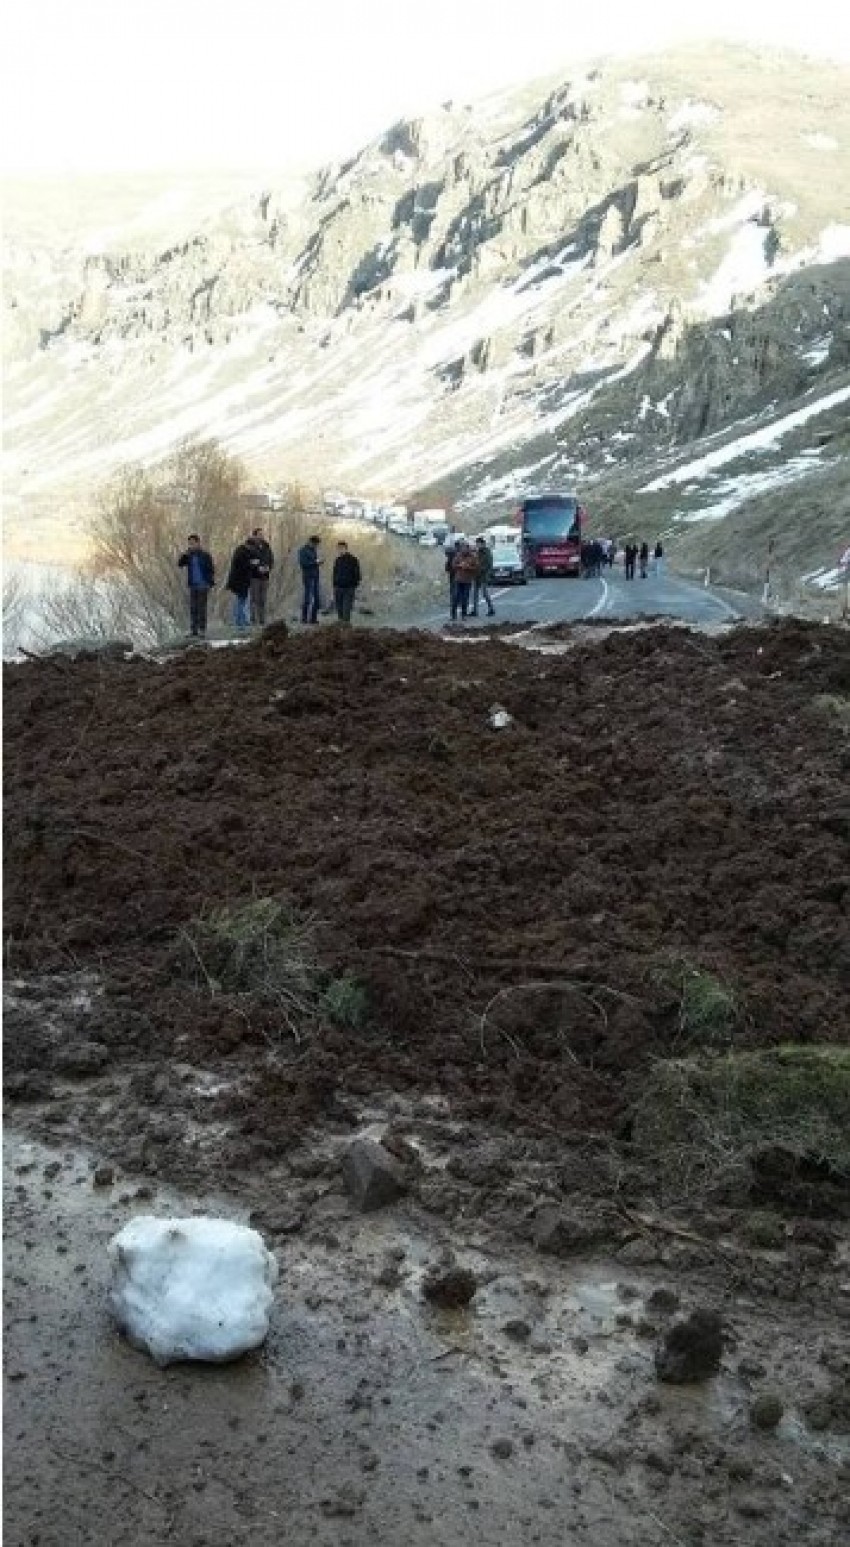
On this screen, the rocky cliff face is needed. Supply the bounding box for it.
[3,43,850,557]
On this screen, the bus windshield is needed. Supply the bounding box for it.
[522,500,580,540]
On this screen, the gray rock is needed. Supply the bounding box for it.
[341,1138,409,1212]
[92,1162,115,1187]
[616,1237,662,1267]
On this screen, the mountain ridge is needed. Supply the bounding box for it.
[3,41,849,578]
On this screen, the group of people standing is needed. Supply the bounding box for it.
[224,527,276,627]
[580,539,615,577]
[444,535,496,622]
[296,534,361,626]
[622,541,664,581]
[176,529,362,637]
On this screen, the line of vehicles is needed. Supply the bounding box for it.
[323,491,591,584]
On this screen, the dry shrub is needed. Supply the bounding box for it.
[633,1044,850,1203]
[180,896,367,1044]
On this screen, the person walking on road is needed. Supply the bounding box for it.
[298,534,323,625]
[248,527,274,626]
[332,540,361,624]
[639,541,650,579]
[653,541,664,578]
[624,542,637,580]
[451,542,479,622]
[225,537,254,628]
[178,534,215,637]
[472,536,496,617]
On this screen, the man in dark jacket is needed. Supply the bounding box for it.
[624,542,637,580]
[248,527,274,626]
[298,535,323,625]
[639,541,650,579]
[226,538,255,627]
[451,542,479,622]
[332,540,361,624]
[177,534,215,637]
[472,536,496,617]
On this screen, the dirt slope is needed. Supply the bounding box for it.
[4,619,849,1180]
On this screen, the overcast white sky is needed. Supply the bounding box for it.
[2,0,850,176]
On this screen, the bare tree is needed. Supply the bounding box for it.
[27,574,140,649]
[87,438,322,638]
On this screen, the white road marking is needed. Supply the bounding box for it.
[587,578,609,617]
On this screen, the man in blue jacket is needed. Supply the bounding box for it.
[298,534,323,625]
[177,534,215,637]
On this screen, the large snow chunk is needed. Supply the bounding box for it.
[108,1215,277,1366]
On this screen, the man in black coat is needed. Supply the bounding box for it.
[248,526,275,626]
[226,538,255,628]
[332,540,362,624]
[177,534,215,637]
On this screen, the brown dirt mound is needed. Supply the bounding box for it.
[4,619,850,1171]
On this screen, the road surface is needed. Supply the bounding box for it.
[417,565,749,630]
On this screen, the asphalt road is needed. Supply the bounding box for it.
[418,564,747,630]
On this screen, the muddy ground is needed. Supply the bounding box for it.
[4,617,850,1544]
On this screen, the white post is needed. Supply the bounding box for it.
[841,547,850,620]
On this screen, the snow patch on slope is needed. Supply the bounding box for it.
[668,100,721,134]
[642,385,850,491]
[676,452,824,523]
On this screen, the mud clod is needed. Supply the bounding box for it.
[750,1393,784,1430]
[422,1254,478,1307]
[655,1308,724,1383]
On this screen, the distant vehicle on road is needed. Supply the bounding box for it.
[481,524,522,548]
[516,494,585,577]
[490,541,527,584]
[412,508,448,533]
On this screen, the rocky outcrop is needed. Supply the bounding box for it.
[4,43,849,522]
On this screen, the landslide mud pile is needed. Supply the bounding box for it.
[4,619,849,1174]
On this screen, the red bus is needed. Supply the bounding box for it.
[516,494,585,577]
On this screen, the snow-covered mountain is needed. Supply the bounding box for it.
[3,41,850,581]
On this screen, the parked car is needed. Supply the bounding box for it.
[490,541,527,584]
